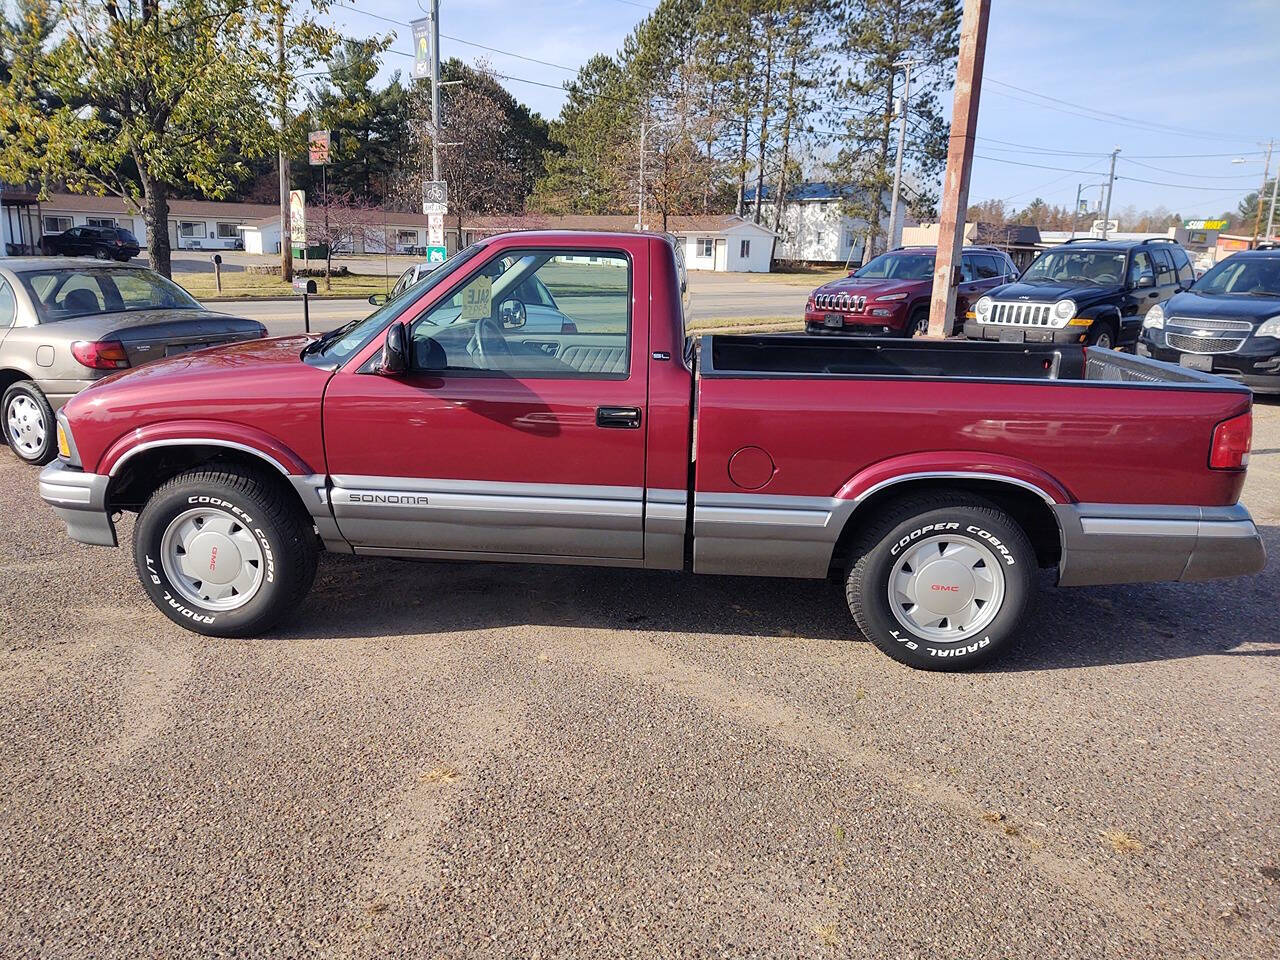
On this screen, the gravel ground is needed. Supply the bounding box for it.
[0,401,1277,959]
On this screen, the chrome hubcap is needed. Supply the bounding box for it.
[6,395,46,457]
[160,508,264,611]
[888,534,1005,642]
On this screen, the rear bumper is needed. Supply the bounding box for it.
[38,460,116,547]
[1055,502,1265,587]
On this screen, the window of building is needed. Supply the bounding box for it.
[397,230,418,250]
[178,221,203,239]
[739,239,751,258]
[696,237,713,257]
[815,231,824,246]
[216,222,239,239]
[44,216,72,234]
[86,217,115,228]
[409,249,631,379]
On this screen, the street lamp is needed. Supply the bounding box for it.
[1070,181,1111,239]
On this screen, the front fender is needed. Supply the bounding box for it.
[97,419,314,477]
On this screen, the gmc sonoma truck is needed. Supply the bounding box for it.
[39,231,1266,670]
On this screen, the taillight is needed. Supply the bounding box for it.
[1209,411,1251,470]
[559,320,578,335]
[71,339,130,370]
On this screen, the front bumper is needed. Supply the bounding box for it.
[805,304,906,335]
[963,321,1088,345]
[1055,502,1266,587]
[38,460,116,547]
[1138,334,1280,393]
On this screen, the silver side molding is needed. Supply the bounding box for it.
[692,491,854,578]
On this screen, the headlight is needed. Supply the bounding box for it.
[1142,304,1165,330]
[875,293,908,302]
[1051,299,1076,324]
[974,296,993,318]
[1256,315,1280,338]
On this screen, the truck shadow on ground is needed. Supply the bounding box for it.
[280,525,1278,673]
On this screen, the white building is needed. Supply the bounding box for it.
[466,213,778,272]
[744,182,910,266]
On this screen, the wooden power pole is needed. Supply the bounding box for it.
[927,0,990,338]
[276,3,293,284]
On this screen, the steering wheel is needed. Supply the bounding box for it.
[468,316,512,368]
[1094,272,1118,283]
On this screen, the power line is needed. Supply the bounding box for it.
[1121,157,1258,180]
[985,77,1264,143]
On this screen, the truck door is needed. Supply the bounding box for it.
[321,243,650,562]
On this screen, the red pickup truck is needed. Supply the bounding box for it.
[39,231,1266,670]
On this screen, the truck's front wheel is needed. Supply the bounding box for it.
[845,496,1036,670]
[133,466,318,637]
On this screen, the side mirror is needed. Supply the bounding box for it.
[1136,272,1155,288]
[368,293,388,306]
[380,322,407,375]
[500,298,527,329]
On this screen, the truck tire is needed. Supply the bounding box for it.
[2,381,57,465]
[133,466,318,637]
[844,495,1036,670]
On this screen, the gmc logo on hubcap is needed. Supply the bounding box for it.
[931,584,960,592]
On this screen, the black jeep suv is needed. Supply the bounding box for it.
[1138,248,1280,394]
[963,237,1193,350]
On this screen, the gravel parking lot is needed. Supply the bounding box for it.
[1,400,1277,958]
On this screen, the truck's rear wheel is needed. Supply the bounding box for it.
[133,466,318,637]
[845,495,1036,670]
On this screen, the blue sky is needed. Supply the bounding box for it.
[326,0,1280,219]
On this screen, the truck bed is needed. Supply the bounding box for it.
[701,334,1240,388]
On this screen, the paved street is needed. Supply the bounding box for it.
[193,256,817,332]
[1,400,1277,957]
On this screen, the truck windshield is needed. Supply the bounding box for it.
[1194,256,1280,296]
[854,253,934,280]
[1022,250,1127,285]
[301,244,482,366]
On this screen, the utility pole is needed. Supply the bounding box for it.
[887,59,919,251]
[1101,146,1119,239]
[1252,139,1273,245]
[430,0,441,183]
[1266,159,1279,242]
[275,3,292,283]
[927,0,990,338]
[637,116,646,231]
[1069,183,1083,239]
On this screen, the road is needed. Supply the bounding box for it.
[1,399,1277,957]
[210,269,816,334]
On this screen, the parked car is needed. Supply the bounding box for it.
[805,246,1018,337]
[372,254,583,333]
[1138,248,1280,393]
[965,237,1194,350]
[1,258,266,465]
[40,232,1264,671]
[42,225,141,261]
[367,261,440,306]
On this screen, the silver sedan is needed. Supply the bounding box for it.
[0,257,265,465]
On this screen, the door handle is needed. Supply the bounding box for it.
[596,406,641,429]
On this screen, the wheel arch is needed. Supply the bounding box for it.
[828,473,1065,577]
[0,368,33,395]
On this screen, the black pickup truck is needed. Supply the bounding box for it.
[963,237,1195,350]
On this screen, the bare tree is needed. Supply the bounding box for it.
[305,189,380,289]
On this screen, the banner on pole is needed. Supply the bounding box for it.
[289,190,306,244]
[412,17,432,79]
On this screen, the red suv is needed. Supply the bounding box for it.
[806,246,1019,336]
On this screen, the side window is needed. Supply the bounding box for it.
[0,278,15,327]
[409,249,631,379]
[1004,255,1019,277]
[1152,248,1177,285]
[960,255,977,282]
[1128,251,1154,286]
[1171,246,1194,285]
[973,255,1001,279]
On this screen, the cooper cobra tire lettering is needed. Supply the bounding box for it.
[845,495,1037,671]
[135,466,318,638]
